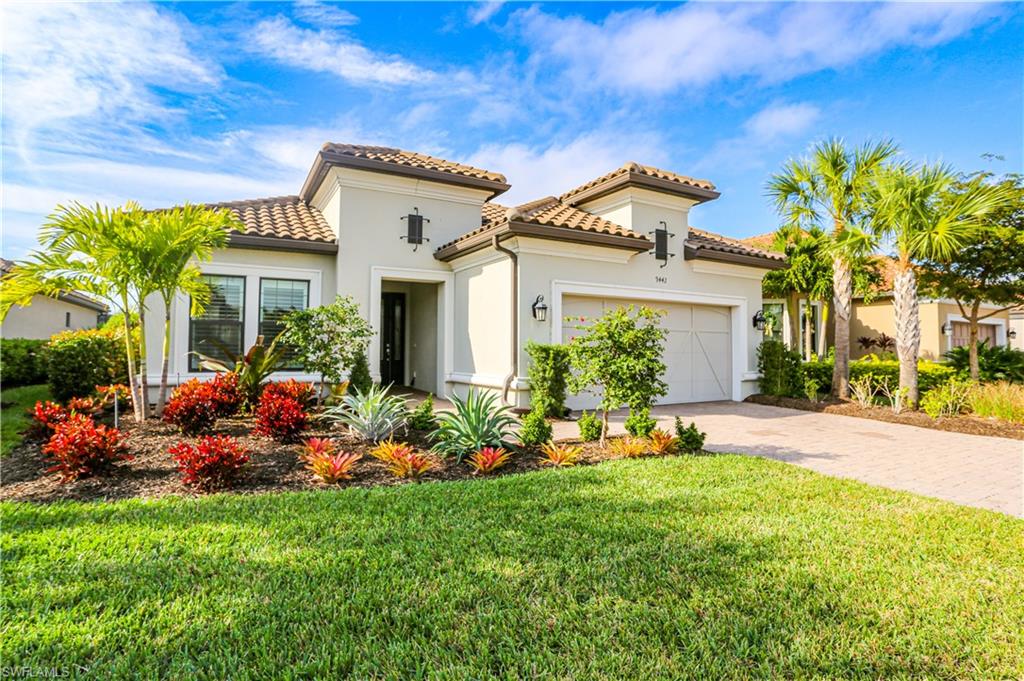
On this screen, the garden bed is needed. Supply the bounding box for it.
[746,393,1024,440]
[0,417,677,503]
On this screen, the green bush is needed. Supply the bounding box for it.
[757,340,803,397]
[526,342,571,418]
[624,406,657,437]
[348,349,372,395]
[801,358,955,396]
[944,342,1024,383]
[408,394,438,431]
[47,329,128,402]
[1,338,49,387]
[674,417,706,454]
[577,411,601,442]
[920,378,974,419]
[517,408,552,447]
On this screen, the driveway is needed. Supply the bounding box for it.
[551,401,1023,517]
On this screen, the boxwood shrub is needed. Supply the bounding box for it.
[47,329,129,402]
[0,338,49,387]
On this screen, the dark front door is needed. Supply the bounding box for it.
[380,292,406,386]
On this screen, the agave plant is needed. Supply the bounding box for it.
[430,389,516,462]
[323,383,408,442]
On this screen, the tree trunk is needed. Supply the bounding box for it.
[892,264,921,408]
[786,293,800,351]
[831,255,853,400]
[120,293,142,422]
[137,305,149,421]
[818,302,830,357]
[600,409,609,446]
[156,304,172,416]
[968,301,982,381]
[803,305,813,360]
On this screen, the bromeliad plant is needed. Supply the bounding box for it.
[324,383,408,442]
[387,451,432,480]
[431,389,516,462]
[369,437,415,464]
[539,442,582,467]
[299,438,361,484]
[607,436,648,458]
[647,429,678,456]
[468,446,511,474]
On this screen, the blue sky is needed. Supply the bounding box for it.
[2,1,1021,258]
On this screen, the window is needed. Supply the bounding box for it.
[260,278,309,370]
[189,275,245,371]
[65,311,71,328]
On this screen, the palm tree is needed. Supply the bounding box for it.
[766,138,899,399]
[870,165,1013,405]
[763,227,832,359]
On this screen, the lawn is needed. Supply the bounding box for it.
[3,456,1022,679]
[1,384,49,457]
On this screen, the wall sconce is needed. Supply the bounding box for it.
[752,309,767,331]
[1009,328,1017,340]
[942,322,952,336]
[532,295,548,322]
[400,207,431,252]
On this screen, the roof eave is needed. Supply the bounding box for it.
[683,244,787,270]
[228,233,339,255]
[434,220,652,262]
[56,292,108,312]
[564,171,721,207]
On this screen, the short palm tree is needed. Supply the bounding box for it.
[870,164,1013,405]
[766,138,899,399]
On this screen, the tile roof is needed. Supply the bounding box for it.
[686,227,787,265]
[560,162,717,204]
[207,195,335,245]
[739,232,784,254]
[320,143,507,184]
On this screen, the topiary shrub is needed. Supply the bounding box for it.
[46,329,128,402]
[624,406,657,438]
[756,340,803,397]
[1,338,49,387]
[348,349,372,395]
[517,407,552,447]
[577,410,601,442]
[525,341,571,418]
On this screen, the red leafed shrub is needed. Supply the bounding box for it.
[208,372,243,417]
[43,414,131,481]
[95,384,131,411]
[262,379,316,409]
[66,396,100,415]
[170,435,249,491]
[28,401,69,438]
[163,379,219,435]
[253,393,308,442]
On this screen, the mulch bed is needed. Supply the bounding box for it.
[746,394,1024,441]
[0,416,684,504]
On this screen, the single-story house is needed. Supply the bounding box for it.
[144,144,784,409]
[0,258,109,340]
[1011,307,1024,351]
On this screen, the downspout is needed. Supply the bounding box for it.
[492,234,518,406]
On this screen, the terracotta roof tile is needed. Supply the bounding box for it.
[207,195,335,244]
[560,162,716,203]
[687,227,786,264]
[321,143,507,184]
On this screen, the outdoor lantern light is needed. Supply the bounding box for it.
[400,207,431,251]
[942,322,953,336]
[1009,328,1017,340]
[532,295,548,322]
[752,309,767,331]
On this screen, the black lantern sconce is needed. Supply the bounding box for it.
[400,207,431,252]
[1009,328,1017,340]
[942,322,953,336]
[752,309,767,332]
[532,295,548,322]
[648,220,676,268]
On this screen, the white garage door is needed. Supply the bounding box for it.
[561,296,732,408]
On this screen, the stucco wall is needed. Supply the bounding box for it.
[2,296,101,340]
[450,254,512,399]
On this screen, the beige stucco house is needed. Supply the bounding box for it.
[0,258,108,340]
[143,144,784,409]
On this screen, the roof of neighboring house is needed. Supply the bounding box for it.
[300,143,510,202]
[0,258,109,312]
[560,162,720,206]
[740,232,783,253]
[685,228,787,269]
[206,195,337,253]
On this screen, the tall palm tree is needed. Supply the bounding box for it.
[763,227,833,359]
[766,138,899,399]
[870,165,1013,405]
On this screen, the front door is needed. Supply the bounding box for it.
[380,292,406,386]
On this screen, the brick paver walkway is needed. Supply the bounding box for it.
[550,401,1024,517]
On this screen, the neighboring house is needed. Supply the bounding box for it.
[0,258,108,340]
[144,144,784,409]
[1011,307,1024,351]
[744,235,1017,361]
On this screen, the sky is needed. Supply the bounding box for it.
[2,1,1022,259]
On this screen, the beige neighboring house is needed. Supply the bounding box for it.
[1009,307,1024,351]
[142,144,784,408]
[0,258,108,340]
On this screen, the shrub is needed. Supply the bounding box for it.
[408,394,438,431]
[803,377,822,403]
[207,373,243,417]
[430,389,516,462]
[262,379,316,409]
[517,408,552,447]
[347,348,373,396]
[43,414,130,481]
[194,336,289,410]
[624,407,657,438]
[757,340,803,397]
[802,358,955,396]
[607,436,647,458]
[920,378,975,419]
[849,375,877,408]
[325,383,407,442]
[47,328,128,402]
[163,379,219,435]
[254,393,308,442]
[1,338,48,387]
[675,417,706,454]
[539,442,582,467]
[370,437,415,464]
[95,384,131,412]
[877,378,910,414]
[525,341,571,418]
[28,401,69,439]
[648,429,678,455]
[304,450,361,484]
[468,446,511,474]
[945,342,1024,383]
[170,435,249,491]
[969,382,1024,423]
[387,450,432,479]
[577,411,601,442]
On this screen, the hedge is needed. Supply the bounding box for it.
[1,338,49,387]
[526,341,571,417]
[802,358,955,395]
[756,340,803,397]
[47,328,130,402]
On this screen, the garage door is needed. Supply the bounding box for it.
[561,296,732,408]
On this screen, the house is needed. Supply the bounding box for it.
[144,144,784,409]
[743,235,1017,361]
[0,258,109,340]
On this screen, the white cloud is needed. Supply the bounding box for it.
[468,2,506,26]
[512,2,1000,94]
[249,16,435,86]
[744,102,821,142]
[294,1,359,27]
[696,101,822,174]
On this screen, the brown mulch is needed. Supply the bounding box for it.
[745,394,1024,441]
[0,417,682,504]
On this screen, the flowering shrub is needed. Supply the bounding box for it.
[468,446,511,474]
[208,372,243,417]
[28,401,69,438]
[607,436,648,458]
[262,379,316,409]
[253,393,308,442]
[43,414,131,481]
[170,435,249,491]
[539,442,582,467]
[370,437,414,464]
[304,451,362,484]
[163,379,219,435]
[647,429,678,455]
[386,450,432,479]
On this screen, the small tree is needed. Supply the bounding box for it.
[565,305,668,444]
[281,296,373,406]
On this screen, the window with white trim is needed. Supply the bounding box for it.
[189,275,245,371]
[260,278,309,370]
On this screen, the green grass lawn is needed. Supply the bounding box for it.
[1,384,48,457]
[3,456,1022,679]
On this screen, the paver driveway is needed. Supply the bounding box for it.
[551,401,1023,517]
